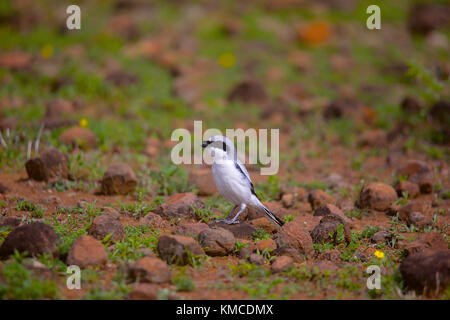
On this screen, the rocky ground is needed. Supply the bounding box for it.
[0,0,449,300]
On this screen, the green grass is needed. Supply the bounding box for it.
[14,199,45,218]
[109,225,159,262]
[252,228,271,241]
[0,252,60,299]
[172,269,196,292]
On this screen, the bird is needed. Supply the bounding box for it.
[201,135,284,227]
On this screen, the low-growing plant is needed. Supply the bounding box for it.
[0,252,60,299]
[254,175,280,202]
[149,165,193,196]
[110,225,159,262]
[234,241,248,253]
[172,270,196,292]
[14,199,45,218]
[252,228,271,241]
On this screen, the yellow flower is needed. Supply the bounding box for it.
[218,52,235,68]
[41,44,54,59]
[79,118,88,128]
[374,250,385,259]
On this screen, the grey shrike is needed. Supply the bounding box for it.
[201,135,284,227]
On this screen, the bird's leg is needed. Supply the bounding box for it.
[215,205,238,223]
[226,203,246,225]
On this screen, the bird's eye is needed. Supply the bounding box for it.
[222,142,227,151]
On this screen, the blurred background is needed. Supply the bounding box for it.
[0,0,449,301]
[0,0,448,184]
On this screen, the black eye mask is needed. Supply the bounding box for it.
[202,140,227,152]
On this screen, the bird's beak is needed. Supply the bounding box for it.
[201,141,208,148]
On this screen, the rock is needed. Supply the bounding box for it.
[353,251,369,262]
[45,99,74,118]
[24,259,52,278]
[398,201,432,227]
[106,70,138,86]
[394,180,420,198]
[274,218,313,257]
[408,3,450,35]
[313,204,343,217]
[0,51,32,70]
[404,232,448,257]
[39,196,62,205]
[314,204,352,229]
[371,230,390,244]
[272,246,305,263]
[330,54,353,72]
[157,235,204,265]
[386,204,401,217]
[227,79,269,105]
[188,169,217,196]
[42,118,77,129]
[246,202,287,221]
[321,249,341,262]
[397,160,433,194]
[324,173,347,189]
[198,228,236,256]
[212,222,257,240]
[143,137,161,158]
[0,222,59,259]
[0,118,16,132]
[140,213,168,229]
[250,217,277,234]
[25,148,69,181]
[176,223,210,237]
[430,100,450,126]
[297,21,331,45]
[135,248,156,258]
[0,216,20,228]
[357,129,387,148]
[401,96,421,114]
[0,183,9,194]
[128,283,158,300]
[128,257,171,284]
[100,207,120,219]
[239,247,252,260]
[310,214,350,244]
[248,253,265,266]
[256,239,276,252]
[88,214,125,242]
[100,163,137,195]
[323,98,361,119]
[308,190,335,210]
[419,180,433,195]
[400,250,450,295]
[280,186,308,202]
[59,126,98,150]
[408,211,426,225]
[281,194,294,208]
[271,256,293,273]
[356,182,398,211]
[66,235,108,268]
[311,261,338,273]
[154,193,204,219]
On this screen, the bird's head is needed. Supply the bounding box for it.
[202,135,235,161]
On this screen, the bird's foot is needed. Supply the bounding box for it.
[215,218,240,225]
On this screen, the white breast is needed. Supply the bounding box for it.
[212,160,252,205]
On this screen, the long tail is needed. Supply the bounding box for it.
[260,203,284,227]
